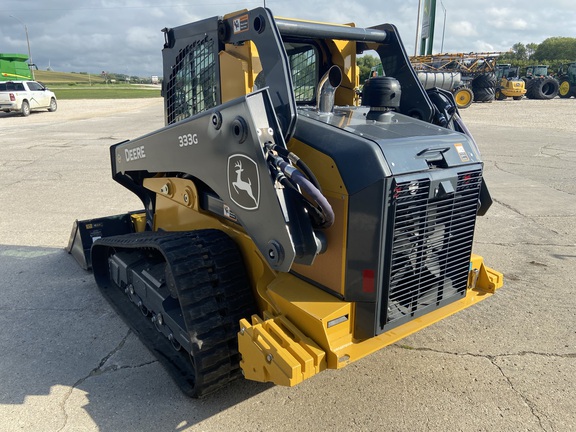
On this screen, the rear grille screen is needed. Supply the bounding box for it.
[166,38,218,125]
[380,169,482,331]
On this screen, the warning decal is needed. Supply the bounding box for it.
[233,15,249,34]
[454,143,470,162]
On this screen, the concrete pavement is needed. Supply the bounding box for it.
[0,98,574,431]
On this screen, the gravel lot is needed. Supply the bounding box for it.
[0,97,574,432]
[2,96,573,132]
[462,97,576,134]
[0,98,163,124]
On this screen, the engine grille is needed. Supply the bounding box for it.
[380,169,482,331]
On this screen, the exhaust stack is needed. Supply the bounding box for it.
[316,65,342,114]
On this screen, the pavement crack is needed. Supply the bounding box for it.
[90,360,158,376]
[538,144,576,161]
[487,356,547,431]
[57,329,156,432]
[0,307,87,312]
[394,345,563,430]
[474,240,576,248]
[492,160,576,197]
[395,345,575,359]
[87,329,132,377]
[491,197,526,217]
[491,197,572,237]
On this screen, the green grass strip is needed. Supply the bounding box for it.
[52,87,161,99]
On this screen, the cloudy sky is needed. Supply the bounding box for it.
[1,0,575,77]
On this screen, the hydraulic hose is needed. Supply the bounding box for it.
[267,144,322,191]
[276,159,334,228]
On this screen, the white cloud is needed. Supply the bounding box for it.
[487,8,529,30]
[449,21,478,37]
[473,40,496,52]
[126,26,159,50]
[0,0,573,76]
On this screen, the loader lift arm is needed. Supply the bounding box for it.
[112,90,320,272]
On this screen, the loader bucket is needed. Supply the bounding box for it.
[66,212,145,269]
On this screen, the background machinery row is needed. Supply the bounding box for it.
[406,53,576,107]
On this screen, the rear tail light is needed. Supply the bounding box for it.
[9,93,15,102]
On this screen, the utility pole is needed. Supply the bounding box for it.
[415,0,422,56]
[419,0,437,56]
[440,1,447,53]
[10,15,34,80]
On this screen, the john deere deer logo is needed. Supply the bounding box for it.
[228,155,260,210]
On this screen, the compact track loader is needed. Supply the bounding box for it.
[68,8,503,397]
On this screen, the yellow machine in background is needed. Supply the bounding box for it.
[68,8,503,397]
[495,64,526,100]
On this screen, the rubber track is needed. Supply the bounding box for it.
[91,229,257,397]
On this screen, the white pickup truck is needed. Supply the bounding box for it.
[0,80,58,116]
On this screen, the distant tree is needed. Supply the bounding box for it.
[511,42,528,61]
[499,42,530,63]
[533,37,576,61]
[499,38,576,75]
[499,50,518,63]
[526,43,539,60]
[357,55,380,83]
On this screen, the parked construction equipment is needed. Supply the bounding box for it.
[0,53,33,81]
[557,62,576,98]
[522,65,559,99]
[68,8,504,397]
[411,52,502,106]
[495,64,526,100]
